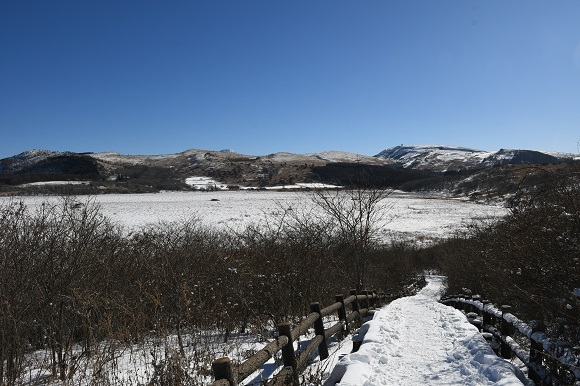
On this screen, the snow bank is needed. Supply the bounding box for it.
[328,276,527,385]
[17,180,91,187]
[185,176,228,189]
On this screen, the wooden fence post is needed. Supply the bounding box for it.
[371,290,377,308]
[467,294,475,314]
[350,289,360,326]
[489,302,498,327]
[212,357,236,386]
[363,290,370,310]
[528,321,545,384]
[546,351,559,384]
[455,294,464,311]
[453,296,461,310]
[378,291,385,307]
[310,302,329,360]
[500,305,513,359]
[336,294,349,336]
[472,295,481,315]
[481,300,491,327]
[277,322,299,385]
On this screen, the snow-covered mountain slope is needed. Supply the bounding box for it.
[89,149,380,166]
[0,149,70,173]
[1,147,390,193]
[89,151,183,165]
[376,145,573,172]
[3,145,574,175]
[1,145,577,195]
[310,151,384,164]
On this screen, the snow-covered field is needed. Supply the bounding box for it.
[2,190,507,242]
[327,276,527,386]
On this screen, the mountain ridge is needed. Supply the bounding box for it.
[375,145,574,172]
[0,145,577,196]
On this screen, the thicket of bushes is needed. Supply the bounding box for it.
[437,165,580,343]
[0,190,425,385]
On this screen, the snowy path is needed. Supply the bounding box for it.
[327,276,527,385]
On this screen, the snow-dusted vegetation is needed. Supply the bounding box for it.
[1,169,578,385]
[436,167,580,384]
[1,190,506,242]
[0,189,503,385]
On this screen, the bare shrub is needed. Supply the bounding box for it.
[1,189,428,384]
[438,165,580,343]
[0,197,124,383]
[309,186,394,291]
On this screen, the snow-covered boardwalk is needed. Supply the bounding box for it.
[327,276,527,385]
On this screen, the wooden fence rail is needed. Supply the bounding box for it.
[441,295,580,386]
[211,290,398,386]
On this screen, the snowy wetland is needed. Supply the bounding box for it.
[3,190,507,243]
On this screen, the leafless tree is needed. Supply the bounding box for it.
[309,185,394,291]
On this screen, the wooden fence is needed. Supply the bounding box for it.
[441,294,580,385]
[211,290,398,386]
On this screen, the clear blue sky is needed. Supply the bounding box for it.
[1,1,579,159]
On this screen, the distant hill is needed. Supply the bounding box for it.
[0,145,577,197]
[375,145,573,172]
